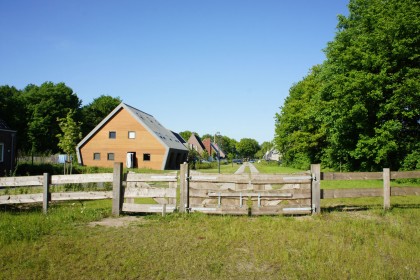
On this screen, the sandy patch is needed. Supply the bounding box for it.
[88,216,145,228]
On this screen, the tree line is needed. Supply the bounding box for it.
[179,131,272,161]
[274,0,420,171]
[0,82,121,156]
[0,83,270,160]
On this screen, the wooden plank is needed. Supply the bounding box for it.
[207,192,293,198]
[0,193,43,204]
[51,173,113,185]
[391,187,420,196]
[0,176,43,187]
[126,173,178,182]
[250,174,312,184]
[188,205,312,215]
[51,191,113,201]
[189,188,311,199]
[124,188,176,198]
[189,174,250,184]
[122,203,176,213]
[321,188,383,199]
[321,172,382,180]
[391,171,420,179]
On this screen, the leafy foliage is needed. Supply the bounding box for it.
[23,82,81,154]
[236,138,260,158]
[275,0,420,171]
[57,110,82,174]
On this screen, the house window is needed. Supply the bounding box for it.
[109,131,116,139]
[143,153,151,161]
[93,153,100,160]
[0,143,3,162]
[107,153,115,161]
[128,131,136,139]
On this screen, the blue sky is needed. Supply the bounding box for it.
[0,0,349,144]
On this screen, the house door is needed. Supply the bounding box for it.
[126,152,136,168]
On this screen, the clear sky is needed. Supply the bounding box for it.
[0,0,349,144]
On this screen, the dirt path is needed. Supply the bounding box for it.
[234,162,260,174]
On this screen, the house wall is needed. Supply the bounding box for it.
[202,138,214,156]
[79,108,167,170]
[0,130,17,176]
[187,135,205,155]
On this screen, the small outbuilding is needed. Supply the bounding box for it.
[0,119,17,176]
[76,103,188,170]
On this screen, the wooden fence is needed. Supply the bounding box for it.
[1,162,419,215]
[177,164,313,215]
[318,166,420,211]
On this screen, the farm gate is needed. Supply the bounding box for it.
[113,163,319,216]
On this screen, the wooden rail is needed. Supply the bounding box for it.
[1,163,419,215]
[320,168,420,211]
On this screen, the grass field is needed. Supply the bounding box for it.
[1,199,419,279]
[1,162,419,279]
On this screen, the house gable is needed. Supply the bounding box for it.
[77,103,188,170]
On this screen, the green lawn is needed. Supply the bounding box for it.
[1,199,419,279]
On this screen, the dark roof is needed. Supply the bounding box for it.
[171,131,186,144]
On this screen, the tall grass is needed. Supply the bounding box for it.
[1,199,419,279]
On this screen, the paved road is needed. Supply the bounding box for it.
[234,162,260,174]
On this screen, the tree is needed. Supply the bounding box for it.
[321,0,420,171]
[274,65,326,170]
[23,82,81,154]
[81,95,121,136]
[274,0,420,171]
[179,131,193,142]
[0,86,27,148]
[56,110,82,174]
[236,138,260,158]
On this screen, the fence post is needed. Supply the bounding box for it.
[311,164,321,214]
[112,162,124,216]
[179,163,188,213]
[383,168,391,210]
[43,173,51,214]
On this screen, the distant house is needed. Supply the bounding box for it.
[0,119,17,176]
[76,103,188,170]
[202,138,226,159]
[263,148,281,161]
[187,134,206,155]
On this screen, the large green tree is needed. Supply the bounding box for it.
[236,138,260,158]
[22,82,81,154]
[321,0,420,171]
[274,0,420,171]
[275,65,326,169]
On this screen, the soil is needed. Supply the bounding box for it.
[88,216,146,228]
